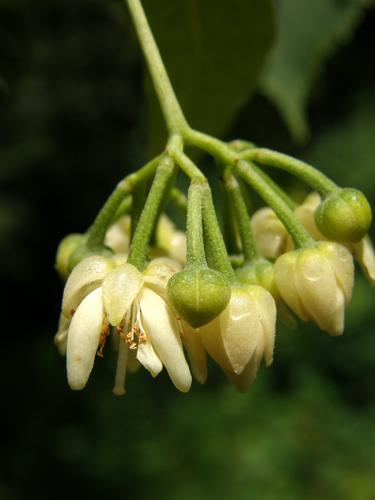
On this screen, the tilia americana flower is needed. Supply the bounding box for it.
[54,0,374,396]
[55,256,192,394]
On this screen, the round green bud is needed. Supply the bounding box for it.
[167,266,231,328]
[236,259,279,299]
[315,188,372,243]
[68,243,114,275]
[55,233,86,280]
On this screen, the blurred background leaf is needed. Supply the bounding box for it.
[260,0,372,143]
[142,0,275,154]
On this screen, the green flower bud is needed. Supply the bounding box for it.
[167,267,231,328]
[315,188,372,243]
[236,259,279,299]
[55,233,86,280]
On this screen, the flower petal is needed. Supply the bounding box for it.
[200,316,232,373]
[323,243,354,303]
[179,320,207,384]
[144,257,181,302]
[220,288,261,374]
[62,256,111,318]
[102,263,144,326]
[295,249,343,335]
[139,287,192,392]
[136,334,163,377]
[66,287,104,390]
[275,252,310,321]
[246,285,276,366]
[353,235,375,285]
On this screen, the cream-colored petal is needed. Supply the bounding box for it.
[200,316,232,373]
[105,217,130,254]
[136,334,163,377]
[144,257,181,301]
[102,263,144,326]
[179,320,207,384]
[275,252,310,321]
[220,288,260,375]
[66,287,104,390]
[139,287,192,392]
[323,242,354,303]
[62,256,111,317]
[225,346,263,393]
[251,207,288,259]
[295,250,343,335]
[248,286,276,366]
[353,235,375,285]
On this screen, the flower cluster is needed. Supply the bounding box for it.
[54,0,374,396]
[55,181,374,395]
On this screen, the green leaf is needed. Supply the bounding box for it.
[260,0,370,143]
[142,0,275,154]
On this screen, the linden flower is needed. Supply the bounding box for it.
[251,207,288,259]
[104,215,131,254]
[274,242,354,335]
[199,285,276,392]
[156,214,187,264]
[289,192,375,285]
[56,255,191,394]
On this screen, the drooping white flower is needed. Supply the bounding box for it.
[199,285,276,391]
[57,255,191,394]
[251,207,288,259]
[274,242,354,335]
[156,214,187,264]
[289,192,375,285]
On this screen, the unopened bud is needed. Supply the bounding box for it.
[315,188,372,243]
[236,259,279,299]
[167,267,231,328]
[55,233,86,280]
[68,244,114,273]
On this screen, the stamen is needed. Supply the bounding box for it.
[112,340,129,396]
[97,321,110,358]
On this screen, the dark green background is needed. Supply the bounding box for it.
[1,1,375,499]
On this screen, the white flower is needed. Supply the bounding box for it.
[274,242,354,335]
[251,207,288,259]
[290,192,375,285]
[104,216,131,254]
[57,256,191,394]
[199,285,276,391]
[156,214,187,264]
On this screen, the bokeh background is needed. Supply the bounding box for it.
[1,1,375,499]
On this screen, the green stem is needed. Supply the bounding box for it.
[241,148,338,197]
[125,0,189,134]
[219,181,240,254]
[185,129,237,164]
[112,195,132,222]
[225,175,260,263]
[130,181,147,238]
[86,184,129,249]
[86,156,160,249]
[236,160,314,249]
[201,184,236,282]
[250,163,297,210]
[127,156,175,269]
[171,148,206,182]
[186,182,206,267]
